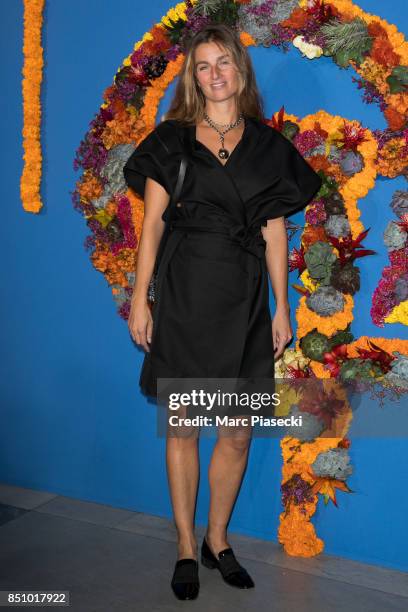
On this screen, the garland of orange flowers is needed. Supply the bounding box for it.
[326,0,408,141]
[292,110,377,341]
[72,0,407,558]
[21,0,45,213]
[277,107,407,555]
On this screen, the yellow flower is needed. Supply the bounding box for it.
[293,35,323,59]
[93,209,114,228]
[162,3,188,27]
[384,300,408,325]
[274,387,300,417]
[300,269,317,292]
[284,348,310,369]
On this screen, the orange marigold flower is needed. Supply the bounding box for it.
[384,106,406,131]
[281,7,309,29]
[77,172,103,203]
[302,226,328,249]
[240,31,255,46]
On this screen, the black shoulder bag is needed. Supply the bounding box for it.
[147,155,188,303]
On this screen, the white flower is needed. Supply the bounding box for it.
[293,35,323,59]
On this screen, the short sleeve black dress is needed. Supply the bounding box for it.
[123,115,322,400]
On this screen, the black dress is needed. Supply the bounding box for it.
[123,115,322,401]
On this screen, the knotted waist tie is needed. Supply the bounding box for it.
[150,218,266,345]
[168,219,266,260]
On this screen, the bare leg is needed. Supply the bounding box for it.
[205,418,252,556]
[166,403,200,561]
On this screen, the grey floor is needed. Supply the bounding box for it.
[0,484,407,611]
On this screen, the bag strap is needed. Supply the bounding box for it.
[172,156,188,207]
[153,155,188,274]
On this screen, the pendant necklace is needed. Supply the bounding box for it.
[203,111,244,161]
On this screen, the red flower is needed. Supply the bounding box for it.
[338,120,369,151]
[306,0,338,23]
[393,213,408,233]
[289,245,306,274]
[355,340,396,373]
[299,386,346,428]
[269,106,286,132]
[323,344,349,377]
[286,364,314,378]
[328,227,376,265]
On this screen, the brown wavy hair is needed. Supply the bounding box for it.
[164,24,265,125]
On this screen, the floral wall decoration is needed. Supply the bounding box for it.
[371,189,408,327]
[21,0,45,213]
[72,0,408,557]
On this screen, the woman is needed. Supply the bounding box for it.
[123,24,322,601]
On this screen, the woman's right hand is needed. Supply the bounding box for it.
[128,297,153,352]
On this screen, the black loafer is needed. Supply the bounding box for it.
[171,558,199,600]
[201,536,254,589]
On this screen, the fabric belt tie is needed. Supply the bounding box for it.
[169,219,266,260]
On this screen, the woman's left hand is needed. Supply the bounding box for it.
[272,305,293,361]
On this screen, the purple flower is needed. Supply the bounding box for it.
[281,474,316,513]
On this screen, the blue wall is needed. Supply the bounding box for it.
[1,0,407,571]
